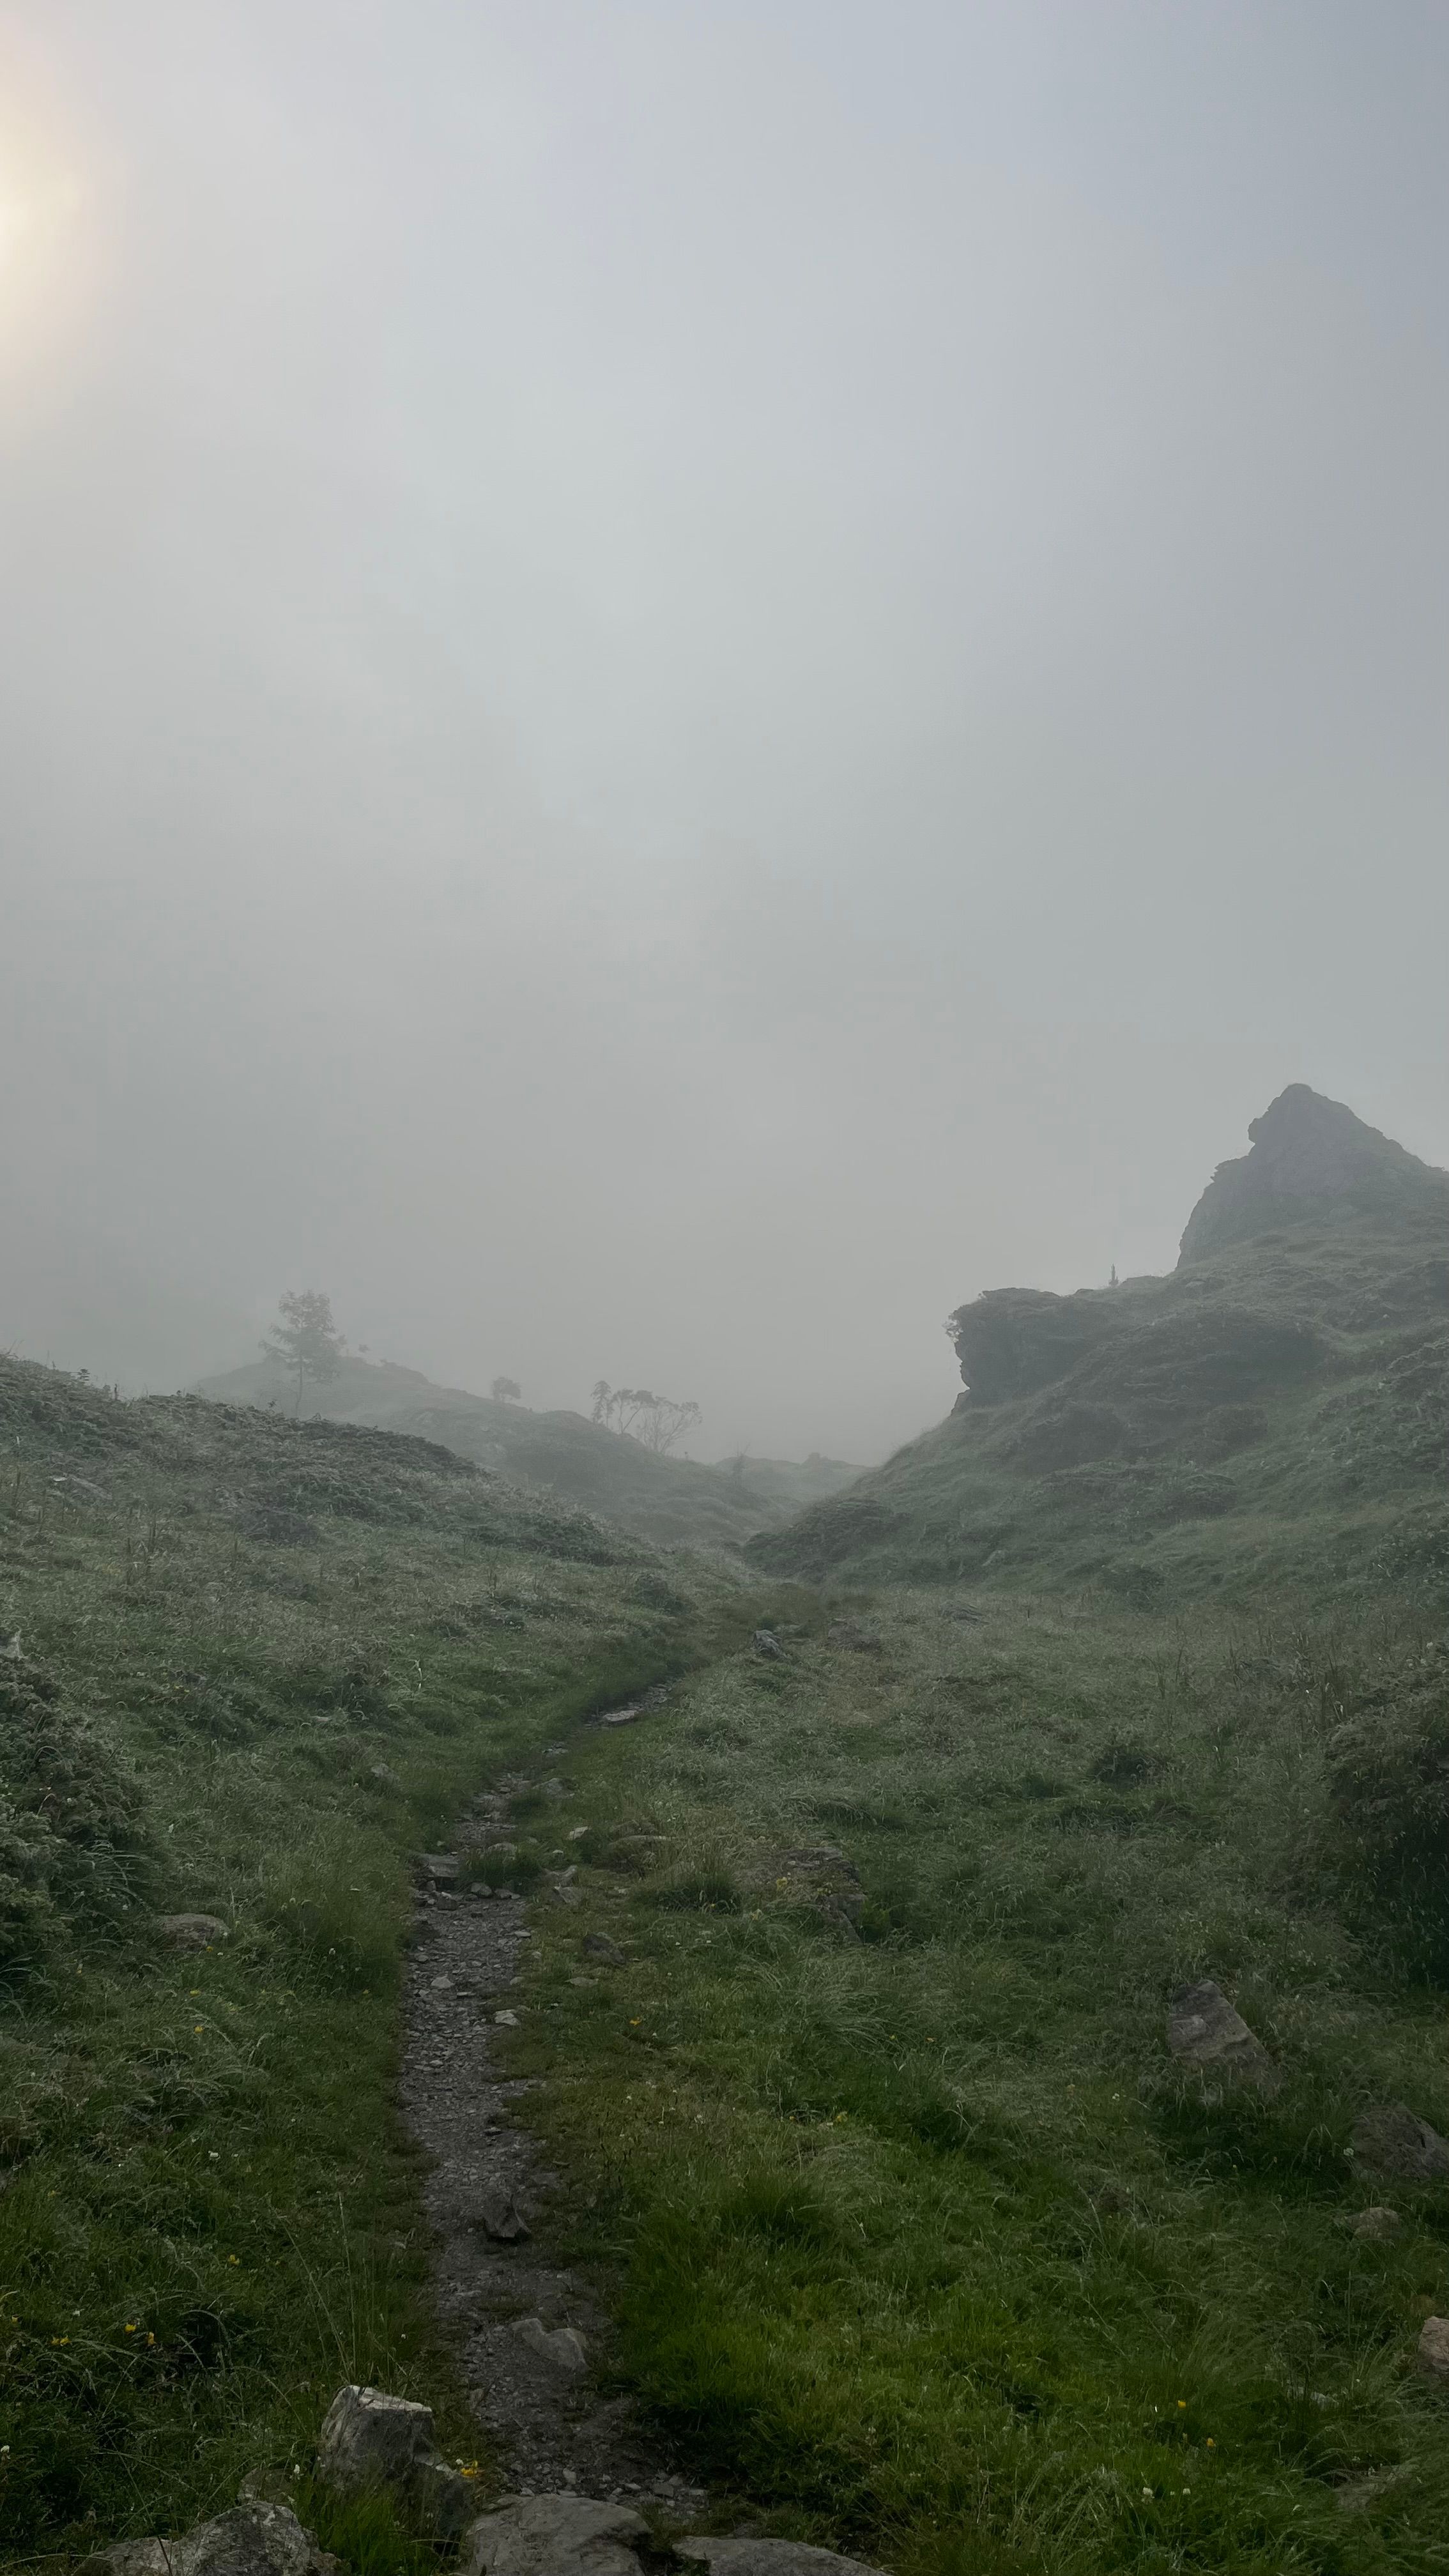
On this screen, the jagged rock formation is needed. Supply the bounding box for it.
[1178,1084,1449,1266]
[753,1085,1448,1595]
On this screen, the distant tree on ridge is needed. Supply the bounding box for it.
[590,1380,702,1455]
[490,1376,523,1406]
[263,1290,347,1417]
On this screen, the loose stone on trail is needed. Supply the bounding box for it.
[678,2540,888,2576]
[461,2493,649,2576]
[478,2181,530,2241]
[513,2316,590,2375]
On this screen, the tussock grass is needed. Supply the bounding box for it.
[0,1356,746,2563]
[510,1590,1449,2576]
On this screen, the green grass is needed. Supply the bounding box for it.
[0,1359,756,2565]
[498,1588,1449,2576]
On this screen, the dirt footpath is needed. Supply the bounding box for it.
[398,1768,707,2515]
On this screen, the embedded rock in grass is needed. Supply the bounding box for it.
[598,1703,643,1728]
[1417,2316,1449,2378]
[316,2384,473,2534]
[478,2180,530,2241]
[582,1931,627,1965]
[160,1913,231,1947]
[1346,2205,1403,2242]
[1167,1980,1279,2092]
[462,2492,648,2576]
[512,2315,588,2374]
[80,2503,337,2576]
[1351,2104,1449,2182]
[753,1629,784,1657]
[784,1844,859,1882]
[678,2539,886,2576]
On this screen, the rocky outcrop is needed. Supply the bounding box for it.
[946,1286,1122,1408]
[1179,1084,1449,1266]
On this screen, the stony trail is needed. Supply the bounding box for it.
[399,1759,708,2517]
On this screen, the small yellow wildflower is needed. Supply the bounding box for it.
[125,2324,136,2335]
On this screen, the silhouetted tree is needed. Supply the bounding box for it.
[590,1381,702,1455]
[490,1376,523,1406]
[263,1290,346,1416]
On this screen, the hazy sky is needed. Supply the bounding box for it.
[3,2,1446,1460]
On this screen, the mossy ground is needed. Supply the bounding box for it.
[503,1590,1449,2576]
[0,1360,749,2566]
[5,1352,1449,2576]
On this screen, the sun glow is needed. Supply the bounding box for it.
[0,63,95,391]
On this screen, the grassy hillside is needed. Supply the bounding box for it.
[748,1209,1448,1602]
[492,1583,1449,2576]
[195,1358,862,1551]
[0,1354,759,2561]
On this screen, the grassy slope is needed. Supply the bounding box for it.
[0,1358,756,2564]
[501,1588,1449,2576]
[195,1361,862,1553]
[747,1214,1448,1604]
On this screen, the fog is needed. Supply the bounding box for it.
[3,2,1446,1461]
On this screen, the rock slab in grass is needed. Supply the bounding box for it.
[420,1853,461,1883]
[1346,2205,1403,2242]
[583,1932,627,1966]
[80,2504,337,2576]
[678,2540,887,2576]
[463,2493,648,2576]
[1351,2104,1449,2182]
[1417,2315,1449,2378]
[316,2384,473,2535]
[512,2315,588,2374]
[1167,1980,1279,2091]
[160,1913,230,1948]
[753,1630,784,1658]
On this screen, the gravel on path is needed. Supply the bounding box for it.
[399,1770,707,2517]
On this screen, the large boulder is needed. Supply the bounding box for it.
[316,2384,473,2536]
[678,2541,886,2576]
[463,2495,648,2576]
[1167,1981,1279,2092]
[1351,2104,1449,2182]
